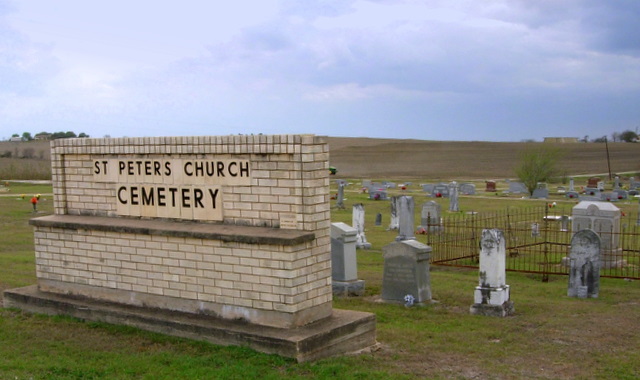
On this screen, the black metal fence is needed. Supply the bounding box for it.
[426,206,640,281]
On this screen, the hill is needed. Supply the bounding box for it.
[327,137,639,180]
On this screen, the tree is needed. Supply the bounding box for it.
[22,132,33,141]
[619,130,638,143]
[515,146,561,195]
[78,132,89,138]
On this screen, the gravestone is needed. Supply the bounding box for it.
[336,182,346,209]
[375,213,382,226]
[587,177,600,188]
[331,222,365,297]
[572,201,623,268]
[352,203,372,249]
[531,183,549,199]
[485,181,497,192]
[613,189,628,200]
[470,229,514,317]
[388,196,399,230]
[614,176,621,189]
[560,215,571,232]
[569,177,575,192]
[508,181,528,194]
[3,134,376,362]
[422,184,435,193]
[396,196,415,241]
[448,182,459,212]
[584,187,599,196]
[459,183,476,195]
[368,186,388,200]
[362,179,372,188]
[432,184,449,198]
[566,191,580,199]
[381,239,432,304]
[629,177,640,190]
[597,181,605,191]
[568,229,601,298]
[417,201,442,234]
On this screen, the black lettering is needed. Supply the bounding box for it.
[154,161,161,176]
[127,161,134,175]
[164,162,171,176]
[195,161,204,176]
[206,162,215,176]
[130,186,139,205]
[157,187,166,206]
[168,187,178,207]
[135,161,143,175]
[217,162,225,177]
[117,186,127,204]
[228,162,237,177]
[119,161,126,175]
[239,161,249,177]
[184,162,193,176]
[144,161,152,176]
[94,161,101,175]
[208,188,219,209]
[141,187,154,205]
[194,188,204,208]
[181,188,191,208]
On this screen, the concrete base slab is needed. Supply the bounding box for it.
[4,285,376,363]
[332,280,365,297]
[470,301,515,317]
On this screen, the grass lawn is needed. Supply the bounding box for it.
[1,182,639,379]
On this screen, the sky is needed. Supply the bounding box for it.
[1,0,639,142]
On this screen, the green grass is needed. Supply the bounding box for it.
[1,183,640,379]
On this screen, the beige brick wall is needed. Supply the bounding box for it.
[37,134,332,328]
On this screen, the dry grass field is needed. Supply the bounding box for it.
[328,137,640,180]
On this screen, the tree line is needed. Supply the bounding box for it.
[10,131,90,141]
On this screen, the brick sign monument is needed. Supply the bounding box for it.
[4,134,376,362]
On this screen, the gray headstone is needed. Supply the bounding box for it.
[448,182,459,212]
[566,191,580,199]
[569,177,575,192]
[432,184,449,198]
[459,183,476,195]
[336,183,346,209]
[568,229,601,298]
[508,181,528,194]
[572,201,622,268]
[362,179,372,188]
[388,196,399,230]
[369,186,388,200]
[381,239,432,304]
[422,184,435,193]
[418,201,442,234]
[396,196,415,241]
[331,222,365,296]
[375,213,382,226]
[614,176,621,190]
[470,229,514,317]
[352,204,372,249]
[531,183,549,199]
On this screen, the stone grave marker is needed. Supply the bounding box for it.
[485,180,497,192]
[375,213,382,226]
[587,177,600,188]
[417,201,442,234]
[381,239,432,304]
[432,184,449,198]
[368,186,388,200]
[448,182,459,212]
[352,203,372,249]
[569,177,575,192]
[568,229,601,298]
[470,229,514,317]
[459,183,476,195]
[531,183,549,199]
[422,184,435,193]
[572,201,623,268]
[614,176,621,189]
[331,222,365,296]
[388,196,399,230]
[396,196,415,241]
[336,182,346,209]
[507,180,528,194]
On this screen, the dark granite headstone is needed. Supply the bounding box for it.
[381,240,431,304]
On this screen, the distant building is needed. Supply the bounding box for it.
[9,137,22,142]
[34,133,52,140]
[543,137,579,143]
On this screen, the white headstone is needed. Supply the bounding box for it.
[352,203,372,249]
[449,182,459,212]
[568,229,601,298]
[470,229,514,317]
[396,196,415,241]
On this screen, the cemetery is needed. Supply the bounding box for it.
[1,135,639,378]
